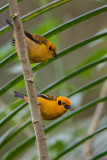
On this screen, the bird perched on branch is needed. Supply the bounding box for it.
[14,91,72,120]
[6,19,57,63]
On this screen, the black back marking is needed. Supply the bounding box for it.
[25,31,47,46]
[37,94,57,101]
[25,31,35,42]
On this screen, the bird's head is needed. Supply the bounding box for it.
[57,97,72,111]
[47,41,57,58]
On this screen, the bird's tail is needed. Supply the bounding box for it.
[6,18,14,30]
[14,91,26,100]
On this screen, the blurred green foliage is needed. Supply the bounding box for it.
[0,0,107,160]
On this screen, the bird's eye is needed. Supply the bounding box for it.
[58,100,61,105]
[62,102,65,105]
[49,46,52,51]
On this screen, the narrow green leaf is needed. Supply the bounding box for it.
[0,102,27,128]
[43,5,107,38]
[90,150,107,160]
[22,0,71,23]
[0,74,24,96]
[1,96,106,156]
[0,0,23,13]
[0,52,17,69]
[0,0,71,35]
[53,126,107,160]
[0,119,31,149]
[0,4,9,13]
[0,32,106,95]
[67,75,107,97]
[39,57,106,94]
[0,127,16,146]
[2,136,36,160]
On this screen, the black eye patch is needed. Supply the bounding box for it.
[49,46,52,51]
[58,100,61,105]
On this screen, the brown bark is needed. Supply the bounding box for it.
[8,0,49,159]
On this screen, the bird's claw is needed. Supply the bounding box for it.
[41,123,45,130]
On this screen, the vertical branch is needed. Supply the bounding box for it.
[84,80,107,159]
[8,0,49,160]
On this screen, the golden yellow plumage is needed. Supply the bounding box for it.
[14,91,72,120]
[6,19,57,63]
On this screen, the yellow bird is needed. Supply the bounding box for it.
[14,91,72,120]
[6,19,57,63]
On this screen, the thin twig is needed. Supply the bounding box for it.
[8,0,49,159]
[84,80,107,159]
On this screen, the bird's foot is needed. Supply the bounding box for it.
[41,123,45,130]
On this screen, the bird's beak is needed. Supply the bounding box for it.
[53,52,58,58]
[64,105,72,110]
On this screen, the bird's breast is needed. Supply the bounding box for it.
[26,38,52,63]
